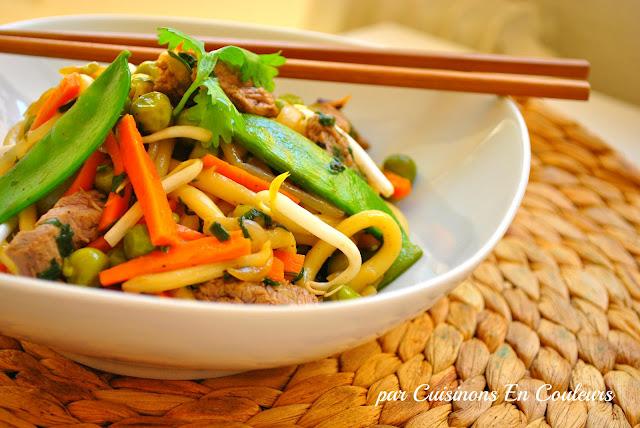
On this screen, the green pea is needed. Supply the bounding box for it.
[135,61,159,79]
[329,285,361,301]
[383,154,417,183]
[123,224,155,259]
[62,248,109,286]
[94,164,114,193]
[129,73,155,100]
[130,91,173,134]
[108,247,127,267]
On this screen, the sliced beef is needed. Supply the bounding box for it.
[311,98,369,149]
[6,190,104,278]
[215,63,279,118]
[153,51,192,104]
[194,278,318,305]
[306,114,356,168]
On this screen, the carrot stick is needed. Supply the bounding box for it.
[118,114,177,246]
[383,170,412,200]
[273,250,305,274]
[99,232,250,286]
[176,224,204,241]
[64,151,106,196]
[32,72,82,130]
[201,154,300,203]
[98,132,132,231]
[88,236,112,252]
[267,255,285,282]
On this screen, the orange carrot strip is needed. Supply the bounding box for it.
[273,250,305,274]
[103,132,124,174]
[32,73,82,130]
[118,115,177,246]
[201,155,300,203]
[64,151,106,196]
[0,264,8,273]
[267,255,285,282]
[88,236,112,252]
[176,224,204,241]
[383,170,412,200]
[99,232,250,286]
[98,185,132,231]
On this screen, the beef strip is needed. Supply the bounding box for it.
[194,278,318,305]
[6,190,104,278]
[153,51,192,104]
[310,99,369,149]
[305,114,356,168]
[215,63,279,118]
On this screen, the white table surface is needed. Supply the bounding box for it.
[343,23,640,167]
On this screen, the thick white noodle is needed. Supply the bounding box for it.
[142,126,212,144]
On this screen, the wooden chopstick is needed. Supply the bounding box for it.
[0,29,590,79]
[0,34,590,100]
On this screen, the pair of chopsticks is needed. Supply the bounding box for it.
[0,29,590,100]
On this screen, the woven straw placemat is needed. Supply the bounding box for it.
[1,99,640,428]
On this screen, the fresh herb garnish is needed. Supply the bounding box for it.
[241,208,272,228]
[44,218,74,257]
[292,267,305,284]
[263,277,280,287]
[317,112,336,127]
[111,172,126,193]
[237,217,250,238]
[37,259,62,280]
[210,222,230,241]
[329,157,345,174]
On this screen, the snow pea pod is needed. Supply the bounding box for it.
[235,114,423,287]
[0,51,131,223]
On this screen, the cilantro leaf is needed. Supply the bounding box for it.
[174,51,217,115]
[216,46,285,92]
[178,78,242,148]
[157,27,205,59]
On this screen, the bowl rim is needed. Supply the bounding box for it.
[0,14,531,315]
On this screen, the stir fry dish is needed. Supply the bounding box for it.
[0,28,422,304]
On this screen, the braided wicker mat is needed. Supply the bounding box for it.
[2,98,640,428]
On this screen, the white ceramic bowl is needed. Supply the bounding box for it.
[0,15,529,379]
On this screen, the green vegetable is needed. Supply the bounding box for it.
[317,112,336,127]
[157,27,285,147]
[240,208,272,228]
[111,173,126,194]
[383,154,417,183]
[0,51,131,223]
[37,259,62,280]
[43,218,74,258]
[235,115,423,287]
[263,277,280,287]
[62,248,109,286]
[329,157,345,174]
[330,285,360,301]
[108,247,127,267]
[130,73,155,99]
[135,61,159,79]
[237,217,250,238]
[292,267,305,284]
[130,91,173,134]
[123,224,155,259]
[95,164,114,193]
[210,221,230,241]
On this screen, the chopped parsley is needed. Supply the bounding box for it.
[317,112,336,127]
[292,267,305,284]
[241,208,272,228]
[263,277,280,287]
[329,157,346,174]
[37,259,62,280]
[210,222,230,241]
[238,217,250,238]
[44,218,74,257]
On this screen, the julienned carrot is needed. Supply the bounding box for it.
[88,236,112,252]
[32,72,82,130]
[201,154,300,203]
[99,231,250,285]
[383,170,412,200]
[273,250,305,274]
[103,132,124,173]
[176,224,204,241]
[118,115,177,246]
[267,255,285,282]
[64,151,106,196]
[98,185,132,231]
